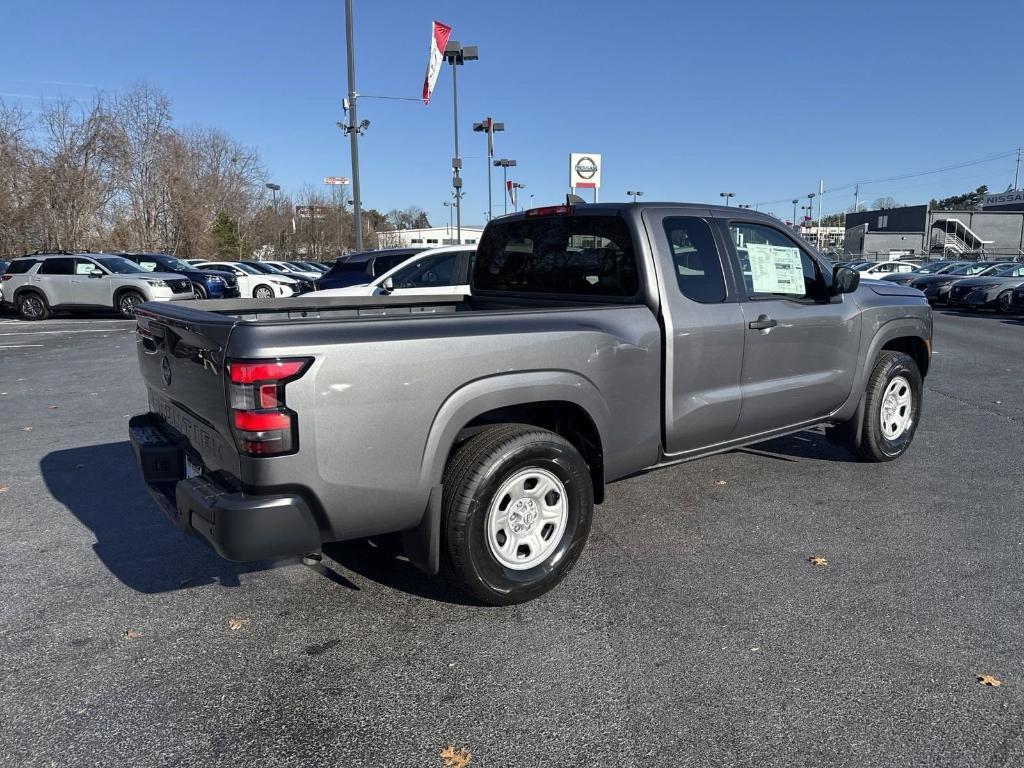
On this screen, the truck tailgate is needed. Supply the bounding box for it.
[135,302,240,477]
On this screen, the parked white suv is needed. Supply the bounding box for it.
[0,253,193,320]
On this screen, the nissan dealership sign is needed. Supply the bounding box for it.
[982,190,1024,208]
[569,152,602,190]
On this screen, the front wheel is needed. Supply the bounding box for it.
[117,290,145,318]
[253,284,274,299]
[856,351,922,462]
[442,424,594,605]
[997,290,1014,314]
[192,285,207,300]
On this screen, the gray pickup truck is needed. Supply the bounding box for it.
[128,203,931,604]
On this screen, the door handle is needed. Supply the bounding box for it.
[748,315,778,331]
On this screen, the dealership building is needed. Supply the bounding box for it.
[377,226,484,248]
[843,190,1024,259]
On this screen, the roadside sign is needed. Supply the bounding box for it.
[323,176,350,186]
[569,153,601,190]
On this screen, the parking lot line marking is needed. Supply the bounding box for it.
[0,344,44,348]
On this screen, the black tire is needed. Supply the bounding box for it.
[192,284,207,300]
[116,290,145,318]
[17,291,49,321]
[253,284,274,299]
[855,351,923,462]
[997,290,1014,314]
[441,424,594,605]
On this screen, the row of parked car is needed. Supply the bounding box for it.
[836,258,1024,313]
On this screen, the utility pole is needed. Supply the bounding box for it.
[1015,148,1022,191]
[854,182,860,213]
[817,180,824,249]
[343,0,363,251]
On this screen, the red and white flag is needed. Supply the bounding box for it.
[506,180,516,209]
[422,20,452,105]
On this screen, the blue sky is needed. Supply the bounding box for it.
[2,0,1022,227]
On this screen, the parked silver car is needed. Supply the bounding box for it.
[0,252,193,320]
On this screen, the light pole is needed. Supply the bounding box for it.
[473,117,504,221]
[791,199,799,230]
[627,190,643,203]
[807,192,816,247]
[266,182,281,256]
[341,0,365,251]
[720,192,735,206]
[511,182,526,211]
[444,41,479,244]
[443,201,454,243]
[494,159,516,214]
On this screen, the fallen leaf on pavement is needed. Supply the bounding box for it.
[48,405,58,409]
[125,629,141,639]
[227,618,250,631]
[0,486,8,494]
[439,746,471,768]
[977,674,1002,687]
[808,556,828,567]
[20,426,32,432]
[714,480,728,486]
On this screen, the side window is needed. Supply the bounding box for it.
[74,258,99,275]
[662,217,727,303]
[39,258,75,275]
[6,259,39,274]
[392,253,459,288]
[729,222,820,299]
[137,259,160,272]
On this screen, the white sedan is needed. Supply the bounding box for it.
[857,261,920,278]
[193,261,300,298]
[308,245,476,298]
[260,260,323,281]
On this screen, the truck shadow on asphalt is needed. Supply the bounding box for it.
[40,441,476,603]
[741,428,857,463]
[40,441,284,594]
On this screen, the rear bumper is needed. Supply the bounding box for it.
[128,413,321,561]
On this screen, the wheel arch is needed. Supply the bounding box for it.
[113,284,146,306]
[421,372,611,505]
[13,285,49,306]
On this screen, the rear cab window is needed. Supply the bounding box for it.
[5,259,40,275]
[474,213,640,299]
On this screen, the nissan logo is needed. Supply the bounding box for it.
[574,156,598,179]
[161,356,172,386]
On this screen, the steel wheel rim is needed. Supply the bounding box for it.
[486,467,568,571]
[22,297,43,317]
[880,375,913,440]
[998,292,1011,312]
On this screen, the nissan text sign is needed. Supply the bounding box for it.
[569,153,601,190]
[982,190,1024,209]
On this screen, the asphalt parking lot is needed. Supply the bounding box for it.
[1,308,1022,768]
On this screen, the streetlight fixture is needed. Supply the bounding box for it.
[791,199,799,230]
[807,192,817,248]
[493,158,516,214]
[266,183,282,256]
[720,192,735,206]
[472,117,504,221]
[738,204,752,209]
[443,200,454,243]
[444,41,479,244]
[627,190,643,203]
[511,181,526,211]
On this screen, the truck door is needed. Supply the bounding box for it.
[643,210,746,454]
[70,257,113,307]
[35,257,76,305]
[722,219,861,438]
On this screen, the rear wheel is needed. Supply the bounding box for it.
[117,290,145,318]
[192,284,207,300]
[17,292,49,321]
[441,424,594,605]
[997,290,1014,314]
[253,284,274,299]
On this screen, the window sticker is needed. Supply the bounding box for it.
[745,242,804,295]
[75,262,95,275]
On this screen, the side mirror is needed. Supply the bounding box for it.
[90,269,105,278]
[831,265,860,295]
[380,277,395,295]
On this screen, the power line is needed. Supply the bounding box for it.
[753,149,1019,207]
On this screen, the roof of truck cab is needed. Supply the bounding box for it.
[493,202,786,222]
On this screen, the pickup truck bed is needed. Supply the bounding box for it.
[129,202,931,604]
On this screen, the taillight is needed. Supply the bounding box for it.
[227,357,311,456]
[0,274,12,281]
[526,205,572,218]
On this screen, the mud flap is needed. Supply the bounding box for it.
[401,484,442,575]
